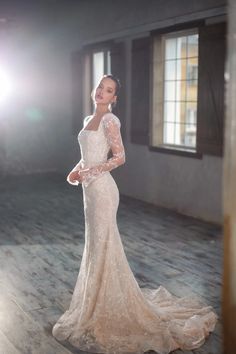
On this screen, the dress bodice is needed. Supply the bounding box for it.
[78,114,111,169]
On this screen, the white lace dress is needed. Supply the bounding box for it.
[52,112,217,354]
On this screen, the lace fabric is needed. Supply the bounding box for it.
[80,114,125,187]
[52,112,217,354]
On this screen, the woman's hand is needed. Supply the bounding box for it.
[67,170,82,185]
[67,167,97,186]
[77,168,91,183]
[66,168,92,185]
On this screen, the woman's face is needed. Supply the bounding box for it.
[94,77,117,106]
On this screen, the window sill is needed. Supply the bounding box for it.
[149,145,203,159]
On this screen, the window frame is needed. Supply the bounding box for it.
[150,26,202,158]
[71,40,126,137]
[148,20,226,159]
[82,43,113,116]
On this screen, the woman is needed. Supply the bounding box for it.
[52,74,217,354]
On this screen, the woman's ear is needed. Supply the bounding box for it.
[113,95,117,105]
[112,96,117,108]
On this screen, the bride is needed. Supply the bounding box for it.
[52,74,217,354]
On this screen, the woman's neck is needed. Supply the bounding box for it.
[93,105,111,117]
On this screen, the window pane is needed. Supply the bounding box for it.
[93,52,104,87]
[186,103,197,124]
[176,59,186,80]
[176,36,187,59]
[174,122,186,145]
[184,124,197,147]
[175,102,186,123]
[164,102,175,122]
[165,38,176,59]
[187,34,199,57]
[171,123,196,147]
[165,60,176,80]
[163,122,175,144]
[187,57,198,80]
[176,80,186,101]
[107,51,111,74]
[164,81,176,101]
[186,80,198,101]
[175,103,186,144]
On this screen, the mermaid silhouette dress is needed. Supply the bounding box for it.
[52,112,217,354]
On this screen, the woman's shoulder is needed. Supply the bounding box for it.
[83,115,92,127]
[83,115,92,123]
[102,112,121,128]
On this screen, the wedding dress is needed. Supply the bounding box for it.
[52,112,217,354]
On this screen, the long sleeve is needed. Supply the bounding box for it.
[71,159,83,172]
[82,115,125,187]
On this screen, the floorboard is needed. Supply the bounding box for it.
[0,173,223,354]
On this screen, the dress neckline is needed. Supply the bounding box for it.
[82,112,111,132]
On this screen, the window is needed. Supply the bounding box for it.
[92,50,111,87]
[131,23,225,156]
[83,48,111,116]
[152,29,199,152]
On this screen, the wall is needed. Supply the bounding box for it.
[0,3,75,174]
[113,35,223,224]
[0,0,226,223]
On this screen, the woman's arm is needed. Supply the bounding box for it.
[71,159,83,172]
[80,114,125,187]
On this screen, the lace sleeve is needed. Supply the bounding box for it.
[82,114,125,187]
[71,159,82,172]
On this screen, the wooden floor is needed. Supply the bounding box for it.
[0,173,223,354]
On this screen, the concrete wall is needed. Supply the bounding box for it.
[0,0,226,223]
